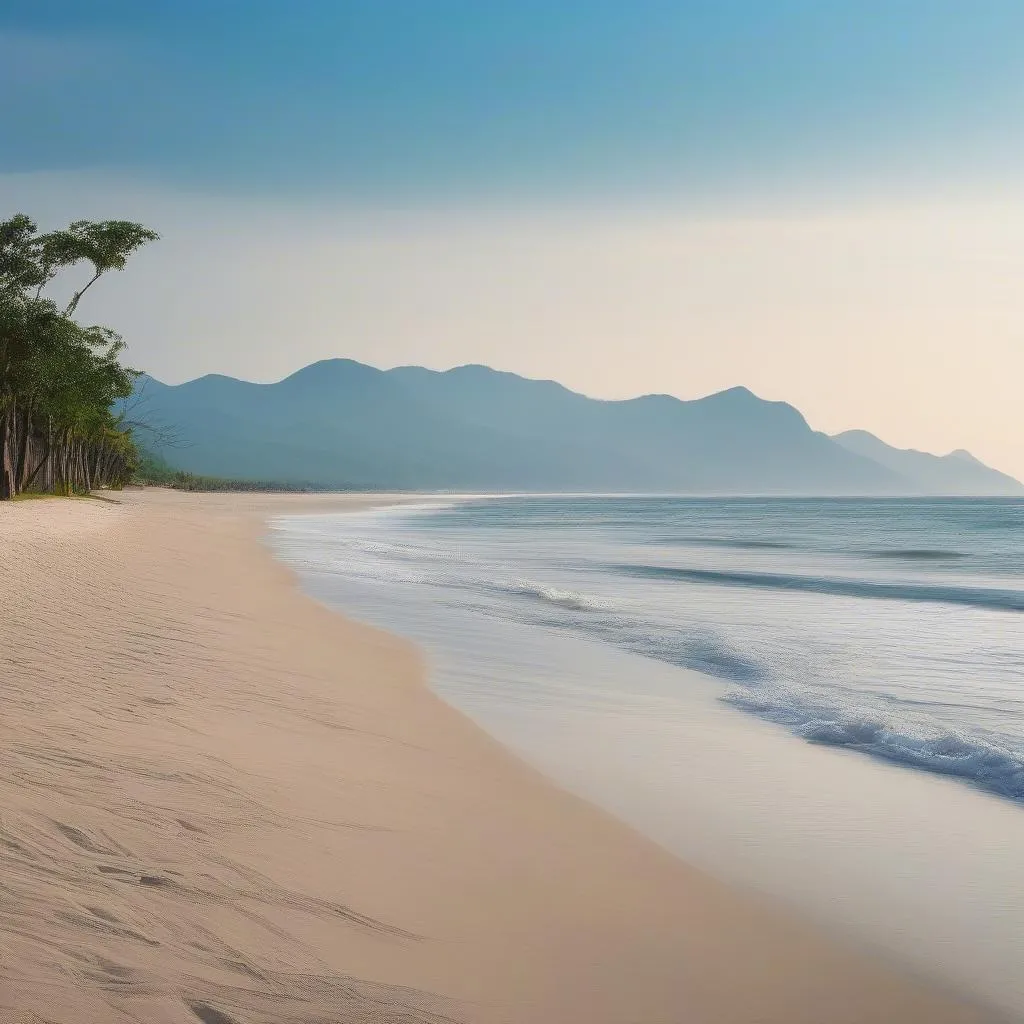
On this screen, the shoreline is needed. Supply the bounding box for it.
[270,495,1024,1018]
[0,488,1007,1023]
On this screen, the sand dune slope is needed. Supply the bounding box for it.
[0,490,1005,1024]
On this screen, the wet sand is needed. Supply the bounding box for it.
[0,488,1006,1023]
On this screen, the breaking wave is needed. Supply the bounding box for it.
[503,580,612,612]
[725,687,1024,802]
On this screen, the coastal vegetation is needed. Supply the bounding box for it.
[0,212,328,500]
[0,213,157,500]
[133,447,331,493]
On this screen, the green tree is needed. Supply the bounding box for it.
[0,213,157,499]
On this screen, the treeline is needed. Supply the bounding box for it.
[0,213,157,500]
[134,449,331,493]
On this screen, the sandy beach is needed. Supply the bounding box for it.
[0,489,1007,1024]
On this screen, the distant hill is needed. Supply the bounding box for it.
[127,359,1018,494]
[832,430,1022,496]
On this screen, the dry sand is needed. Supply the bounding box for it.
[0,488,1007,1024]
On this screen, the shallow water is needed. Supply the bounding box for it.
[274,495,1024,802]
[271,495,1024,1015]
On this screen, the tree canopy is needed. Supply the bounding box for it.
[0,213,158,499]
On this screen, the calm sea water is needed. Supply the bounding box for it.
[271,495,1024,1013]
[273,495,1024,802]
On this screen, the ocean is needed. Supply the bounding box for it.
[271,495,1024,1013]
[273,495,1023,801]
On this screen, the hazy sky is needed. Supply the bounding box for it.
[3,1,1023,477]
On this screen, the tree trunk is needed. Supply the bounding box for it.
[22,430,52,492]
[43,418,54,492]
[1,404,17,499]
[16,402,34,492]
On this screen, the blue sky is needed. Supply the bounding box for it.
[3,2,1024,477]
[5,0,1024,199]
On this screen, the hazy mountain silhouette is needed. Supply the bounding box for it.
[130,359,1018,494]
[832,430,1022,496]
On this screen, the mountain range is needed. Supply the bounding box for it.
[130,359,1022,495]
